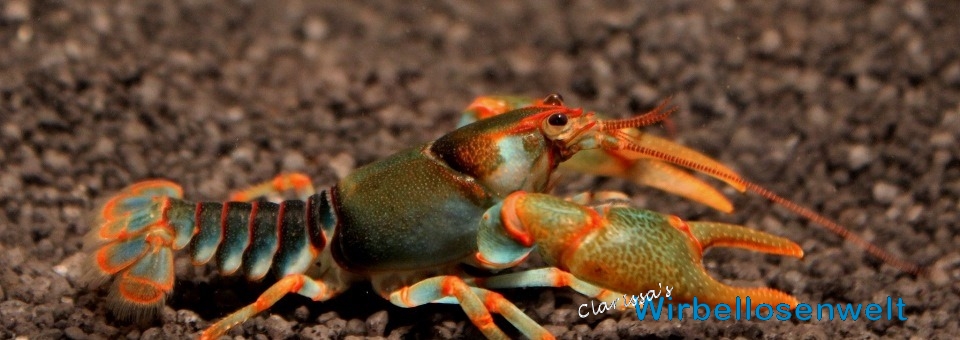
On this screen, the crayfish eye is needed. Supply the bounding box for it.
[543,93,564,106]
[547,113,568,127]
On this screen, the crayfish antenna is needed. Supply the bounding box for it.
[600,97,678,131]
[743,182,924,276]
[616,138,924,275]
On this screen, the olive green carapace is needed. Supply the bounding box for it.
[330,107,565,273]
[331,146,496,272]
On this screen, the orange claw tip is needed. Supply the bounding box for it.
[746,288,800,309]
[688,221,805,259]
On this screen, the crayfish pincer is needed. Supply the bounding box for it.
[476,192,804,308]
[83,94,920,339]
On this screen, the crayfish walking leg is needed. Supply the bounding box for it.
[228,173,316,202]
[200,273,341,340]
[376,276,554,340]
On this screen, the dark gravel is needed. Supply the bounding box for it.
[2,1,958,339]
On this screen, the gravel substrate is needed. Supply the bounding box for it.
[2,1,958,339]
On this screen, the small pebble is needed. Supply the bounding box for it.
[231,146,255,166]
[92,138,116,158]
[138,327,161,340]
[300,325,336,339]
[591,318,619,340]
[872,182,900,204]
[282,151,308,171]
[548,308,577,325]
[64,326,87,340]
[2,0,29,21]
[0,172,23,197]
[756,29,782,55]
[387,326,411,339]
[264,315,294,340]
[345,318,365,335]
[303,16,329,40]
[366,310,388,336]
[122,121,148,142]
[42,150,72,175]
[1,123,22,140]
[929,253,960,286]
[929,132,954,149]
[847,144,873,170]
[317,311,340,323]
[35,329,64,340]
[294,306,310,321]
[325,317,346,336]
[941,62,960,86]
[902,0,928,21]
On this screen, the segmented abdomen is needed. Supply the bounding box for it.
[173,195,328,280]
[87,180,331,316]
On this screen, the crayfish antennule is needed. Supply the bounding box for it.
[601,98,677,131]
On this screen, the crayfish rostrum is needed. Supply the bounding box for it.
[83,94,920,339]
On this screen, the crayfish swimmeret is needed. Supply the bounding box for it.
[83,94,920,339]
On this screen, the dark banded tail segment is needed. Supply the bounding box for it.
[185,195,330,279]
[86,180,335,320]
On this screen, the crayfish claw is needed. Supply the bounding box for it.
[687,221,804,258]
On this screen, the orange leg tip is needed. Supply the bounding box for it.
[271,176,286,191]
[788,245,805,258]
[289,174,311,188]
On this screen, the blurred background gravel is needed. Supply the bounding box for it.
[1,0,958,339]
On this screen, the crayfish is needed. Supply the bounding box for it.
[83,94,920,339]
